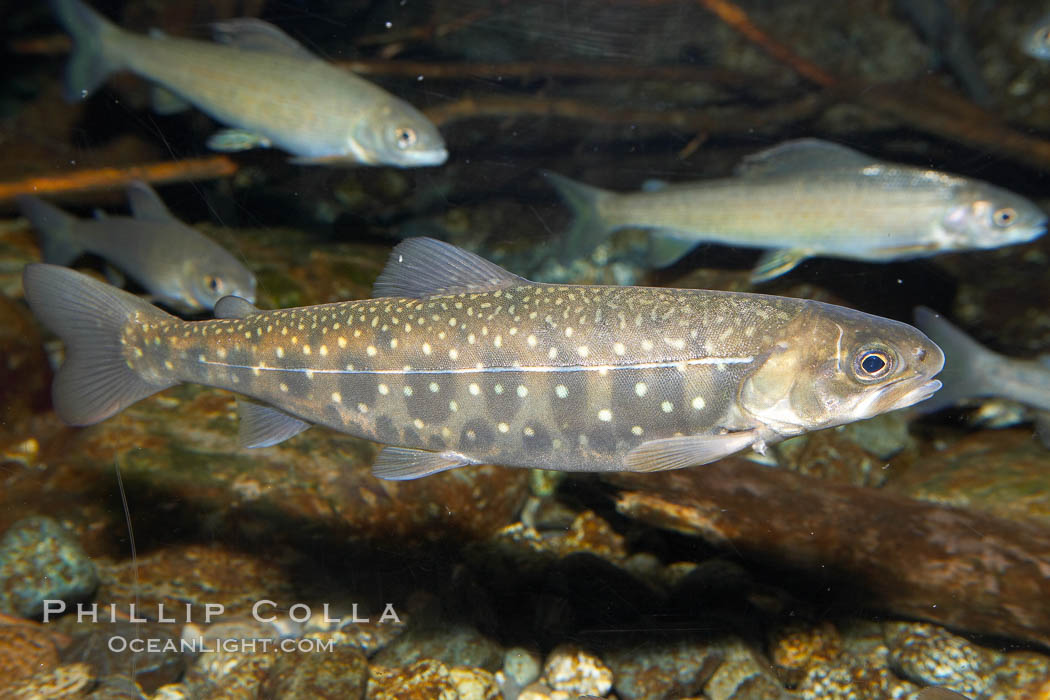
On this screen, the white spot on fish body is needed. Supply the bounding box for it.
[555,385,568,399]
[422,342,432,355]
[449,349,459,360]
[517,385,528,398]
[642,340,654,352]
[498,422,510,433]
[366,346,377,357]
[527,335,537,347]
[379,383,389,395]
[357,403,368,413]
[692,396,706,410]
[389,339,398,349]
[403,386,413,396]
[469,383,480,395]
[576,345,589,358]
[613,343,625,355]
[449,400,459,412]
[598,409,612,422]
[332,392,342,403]
[631,425,644,436]
[413,418,425,430]
[661,401,674,413]
[429,382,440,393]
[635,382,648,397]
[494,384,504,395]
[338,337,346,349]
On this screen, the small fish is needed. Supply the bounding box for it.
[1021,14,1050,60]
[18,181,255,313]
[546,139,1046,283]
[913,307,1050,440]
[50,0,447,167]
[22,238,943,480]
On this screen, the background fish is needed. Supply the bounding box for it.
[914,306,1050,425]
[50,0,447,167]
[547,139,1046,282]
[18,181,255,313]
[22,238,943,480]
[1021,14,1050,60]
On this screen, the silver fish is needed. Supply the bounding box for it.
[22,238,943,480]
[914,307,1050,416]
[547,139,1046,283]
[18,181,256,313]
[1022,14,1050,60]
[51,0,447,167]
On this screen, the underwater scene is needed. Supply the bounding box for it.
[4,0,1050,698]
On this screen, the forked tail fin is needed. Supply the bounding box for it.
[22,264,177,425]
[50,0,124,101]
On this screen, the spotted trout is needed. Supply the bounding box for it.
[50,0,447,167]
[547,139,1046,282]
[22,238,943,480]
[18,181,255,313]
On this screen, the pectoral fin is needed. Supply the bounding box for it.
[751,249,809,283]
[371,447,477,480]
[237,400,310,448]
[150,86,190,115]
[214,295,261,319]
[648,231,699,268]
[623,431,759,472]
[207,129,272,152]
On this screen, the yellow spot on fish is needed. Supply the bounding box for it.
[548,347,558,360]
[379,383,389,395]
[498,422,510,433]
[613,342,626,355]
[468,333,476,345]
[635,382,647,397]
[357,403,368,413]
[338,337,346,349]
[422,342,432,355]
[291,336,298,345]
[389,338,398,350]
[413,418,425,430]
[354,329,362,338]
[429,382,440,393]
[320,345,328,357]
[494,335,502,348]
[598,409,612,422]
[631,426,644,436]
[276,347,285,359]
[555,384,568,399]
[469,383,480,395]
[576,345,589,358]
[527,335,537,347]
[523,426,535,437]
[661,401,674,413]
[517,385,528,398]
[332,392,342,404]
[303,344,311,355]
[565,327,574,338]
[449,400,459,412]
[279,383,289,393]
[449,349,459,360]
[366,346,377,357]
[164,360,174,370]
[692,396,706,410]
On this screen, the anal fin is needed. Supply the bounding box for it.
[624,431,758,472]
[372,446,476,480]
[238,400,310,448]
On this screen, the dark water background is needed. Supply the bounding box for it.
[1,1,1050,698]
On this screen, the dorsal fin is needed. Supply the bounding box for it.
[372,238,528,299]
[214,295,261,319]
[125,181,177,222]
[734,138,874,177]
[211,18,319,62]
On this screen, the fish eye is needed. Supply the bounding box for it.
[394,127,417,150]
[853,348,893,381]
[205,275,223,294]
[992,207,1016,227]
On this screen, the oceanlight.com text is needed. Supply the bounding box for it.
[108,635,336,654]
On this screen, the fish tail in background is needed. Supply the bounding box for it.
[543,171,614,260]
[50,0,125,102]
[16,195,84,265]
[912,306,991,413]
[22,264,177,426]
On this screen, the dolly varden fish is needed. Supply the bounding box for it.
[22,238,943,480]
[18,181,255,313]
[50,0,447,167]
[547,139,1046,283]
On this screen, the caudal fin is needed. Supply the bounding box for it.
[17,196,84,265]
[50,0,123,101]
[543,171,614,260]
[912,307,993,413]
[22,264,177,425]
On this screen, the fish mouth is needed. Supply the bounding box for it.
[884,378,943,411]
[399,148,449,167]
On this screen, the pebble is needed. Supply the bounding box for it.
[7,662,94,698]
[884,622,994,698]
[542,644,613,697]
[0,619,61,684]
[704,640,790,700]
[262,644,368,698]
[604,637,723,699]
[0,516,98,618]
[502,647,542,688]
[368,658,498,700]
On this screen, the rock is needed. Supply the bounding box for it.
[263,644,368,699]
[371,621,503,672]
[0,618,62,685]
[703,640,790,700]
[885,429,1050,527]
[367,658,498,700]
[605,637,722,699]
[0,516,98,618]
[541,644,613,697]
[86,674,147,699]
[7,662,94,699]
[608,460,1050,648]
[502,647,542,689]
[61,622,185,693]
[884,622,997,699]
